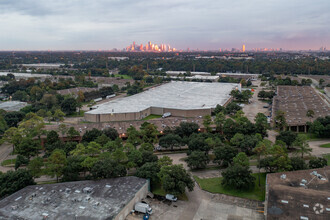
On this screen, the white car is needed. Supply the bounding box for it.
[162,112,171,118]
[165,194,177,202]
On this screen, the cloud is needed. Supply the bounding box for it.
[0,0,329,50]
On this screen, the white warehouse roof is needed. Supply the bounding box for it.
[86,81,238,114]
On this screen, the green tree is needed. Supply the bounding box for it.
[214,112,226,134]
[126,126,142,146]
[136,162,160,182]
[221,165,255,190]
[16,138,40,158]
[293,134,312,158]
[139,143,154,152]
[46,149,67,182]
[82,128,103,142]
[213,145,238,167]
[309,157,327,169]
[62,156,84,182]
[255,113,269,137]
[202,115,212,133]
[174,122,199,137]
[28,157,44,178]
[67,127,80,139]
[158,164,195,196]
[158,156,173,168]
[140,122,159,144]
[276,131,297,149]
[4,111,25,127]
[15,155,29,170]
[61,97,78,115]
[274,111,287,131]
[91,158,127,179]
[185,151,210,169]
[111,148,127,163]
[0,169,35,198]
[290,157,307,171]
[103,127,119,140]
[127,150,143,168]
[53,109,65,122]
[159,134,182,151]
[233,152,249,167]
[253,141,267,186]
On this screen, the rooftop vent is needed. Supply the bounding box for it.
[83,187,93,194]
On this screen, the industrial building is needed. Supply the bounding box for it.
[0,101,28,112]
[272,86,330,132]
[265,167,330,220]
[85,81,239,122]
[0,176,149,220]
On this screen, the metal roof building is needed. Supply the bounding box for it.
[0,101,28,112]
[85,81,239,122]
[0,176,149,220]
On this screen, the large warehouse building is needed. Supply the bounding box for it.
[0,176,149,220]
[84,81,239,122]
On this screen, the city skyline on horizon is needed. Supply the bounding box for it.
[0,0,329,51]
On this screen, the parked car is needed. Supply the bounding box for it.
[165,194,177,202]
[162,112,171,118]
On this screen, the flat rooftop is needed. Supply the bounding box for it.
[0,101,28,112]
[87,81,239,114]
[272,86,330,126]
[0,176,147,220]
[266,167,330,220]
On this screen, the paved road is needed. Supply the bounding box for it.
[0,143,15,173]
[308,139,330,156]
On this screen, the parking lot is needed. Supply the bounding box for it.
[126,186,264,220]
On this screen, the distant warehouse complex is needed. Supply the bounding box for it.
[85,81,239,122]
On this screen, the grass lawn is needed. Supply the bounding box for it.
[67,111,85,117]
[143,114,162,120]
[151,181,188,201]
[1,158,16,166]
[194,173,266,201]
[320,143,330,148]
[323,154,330,166]
[114,74,132,79]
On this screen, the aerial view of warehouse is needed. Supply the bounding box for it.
[85,81,240,122]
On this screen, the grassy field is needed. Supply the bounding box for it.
[143,114,162,120]
[1,158,16,166]
[323,154,330,166]
[151,181,188,201]
[67,110,85,117]
[194,173,266,201]
[320,143,330,148]
[114,74,132,79]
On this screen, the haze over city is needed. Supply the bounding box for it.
[0,0,329,51]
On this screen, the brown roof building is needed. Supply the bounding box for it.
[272,86,330,132]
[265,167,330,220]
